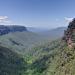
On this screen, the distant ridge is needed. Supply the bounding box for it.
[0,25,27,35]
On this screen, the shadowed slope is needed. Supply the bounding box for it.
[0,46,27,75]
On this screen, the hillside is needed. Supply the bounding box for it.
[23,38,75,75]
[0,31,43,54]
[0,46,27,75]
[0,23,75,75]
[0,26,65,54]
[42,27,66,39]
[23,19,75,75]
[0,32,75,75]
[27,27,66,39]
[1,37,75,75]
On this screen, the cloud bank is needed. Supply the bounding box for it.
[64,17,73,23]
[0,16,11,23]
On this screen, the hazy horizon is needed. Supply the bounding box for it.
[0,0,75,28]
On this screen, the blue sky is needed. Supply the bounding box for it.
[0,0,75,28]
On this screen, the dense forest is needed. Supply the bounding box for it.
[1,19,75,75]
[1,38,75,75]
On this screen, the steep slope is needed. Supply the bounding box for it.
[24,19,75,75]
[24,38,75,75]
[63,18,75,48]
[1,38,74,75]
[0,24,75,75]
[24,39,64,75]
[0,25,66,55]
[0,31,43,54]
[0,46,27,75]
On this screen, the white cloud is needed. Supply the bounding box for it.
[0,16,8,20]
[0,16,11,23]
[64,17,73,23]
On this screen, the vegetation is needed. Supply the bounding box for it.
[0,31,43,54]
[1,34,75,75]
[23,39,75,75]
[1,22,75,75]
[0,46,27,75]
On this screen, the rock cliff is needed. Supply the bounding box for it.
[63,18,75,48]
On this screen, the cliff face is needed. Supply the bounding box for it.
[0,25,27,35]
[63,18,75,48]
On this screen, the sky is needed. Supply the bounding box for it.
[0,0,75,28]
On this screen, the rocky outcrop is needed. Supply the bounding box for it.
[63,18,75,48]
[0,25,27,35]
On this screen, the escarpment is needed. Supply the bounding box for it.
[63,18,75,48]
[0,25,27,35]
